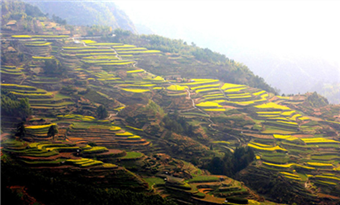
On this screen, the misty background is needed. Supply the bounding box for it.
[115,1,340,103]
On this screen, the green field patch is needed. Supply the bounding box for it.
[22,159,62,166]
[204,96,226,101]
[99,62,134,66]
[196,101,222,108]
[64,49,113,53]
[262,162,295,168]
[301,138,340,144]
[227,93,251,96]
[144,177,166,188]
[190,83,220,90]
[1,84,37,91]
[82,60,131,64]
[57,114,96,122]
[298,116,310,121]
[1,69,23,75]
[187,176,219,183]
[273,134,299,141]
[228,95,252,99]
[89,43,123,46]
[253,90,266,95]
[32,35,68,38]
[112,45,136,48]
[306,162,333,167]
[31,101,74,108]
[180,79,219,86]
[26,123,56,130]
[212,141,230,145]
[224,87,247,93]
[203,108,226,112]
[66,158,104,167]
[195,88,220,93]
[203,93,224,98]
[314,180,337,186]
[110,126,121,131]
[82,56,118,60]
[126,125,143,131]
[115,47,147,51]
[63,46,89,50]
[116,50,161,54]
[120,151,144,159]
[255,102,290,110]
[126,69,144,73]
[313,175,340,181]
[102,163,118,168]
[221,83,246,90]
[261,155,289,164]
[290,114,302,121]
[280,110,295,116]
[167,84,187,91]
[83,146,108,154]
[280,172,302,180]
[82,40,97,44]
[257,111,282,115]
[224,100,256,106]
[277,121,298,125]
[116,132,134,136]
[127,136,142,140]
[32,56,55,60]
[25,42,51,47]
[248,143,287,152]
[311,155,340,160]
[12,35,32,38]
[121,88,150,93]
[276,96,291,100]
[75,52,117,56]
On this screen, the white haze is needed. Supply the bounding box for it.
[115,1,340,67]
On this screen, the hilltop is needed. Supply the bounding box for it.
[1,1,340,205]
[22,0,137,33]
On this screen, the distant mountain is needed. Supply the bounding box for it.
[23,0,137,33]
[135,23,154,35]
[229,50,340,103]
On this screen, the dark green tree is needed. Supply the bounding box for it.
[18,98,32,118]
[96,105,108,119]
[15,122,26,138]
[43,59,66,75]
[47,125,58,140]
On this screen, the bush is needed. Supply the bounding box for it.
[225,197,248,204]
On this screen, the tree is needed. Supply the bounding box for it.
[15,122,26,138]
[47,125,58,140]
[18,98,32,118]
[43,59,66,76]
[96,105,108,119]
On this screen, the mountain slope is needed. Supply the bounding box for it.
[23,0,137,33]
[1,1,340,205]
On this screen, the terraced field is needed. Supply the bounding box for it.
[2,11,340,205]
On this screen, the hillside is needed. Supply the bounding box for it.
[1,1,340,205]
[22,0,137,34]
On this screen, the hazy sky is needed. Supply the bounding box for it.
[116,1,340,65]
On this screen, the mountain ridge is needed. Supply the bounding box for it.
[22,0,138,34]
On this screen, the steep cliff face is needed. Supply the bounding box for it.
[23,0,137,33]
